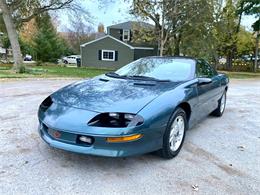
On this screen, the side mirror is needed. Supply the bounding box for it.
[198,77,212,85]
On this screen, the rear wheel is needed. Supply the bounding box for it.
[159,108,187,159]
[64,60,68,64]
[212,90,226,117]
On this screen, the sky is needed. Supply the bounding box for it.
[58,0,257,32]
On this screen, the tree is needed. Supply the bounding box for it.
[130,0,220,57]
[170,0,218,59]
[238,0,260,72]
[131,22,157,47]
[64,15,95,54]
[236,27,255,57]
[0,0,83,72]
[0,0,23,71]
[34,13,72,62]
[215,0,239,70]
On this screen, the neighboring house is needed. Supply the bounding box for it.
[80,21,157,68]
[0,47,6,55]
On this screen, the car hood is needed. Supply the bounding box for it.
[51,76,181,114]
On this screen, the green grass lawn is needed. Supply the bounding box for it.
[220,71,260,79]
[0,64,113,79]
[0,64,260,79]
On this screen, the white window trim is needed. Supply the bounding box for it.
[101,50,115,61]
[122,29,130,41]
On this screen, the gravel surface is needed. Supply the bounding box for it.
[0,78,260,195]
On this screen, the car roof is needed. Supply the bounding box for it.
[140,56,197,63]
[142,56,196,60]
[68,55,80,57]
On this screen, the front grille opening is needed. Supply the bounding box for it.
[88,113,131,128]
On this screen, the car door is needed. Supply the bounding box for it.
[68,57,73,64]
[196,60,221,119]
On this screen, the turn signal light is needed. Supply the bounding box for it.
[106,134,142,143]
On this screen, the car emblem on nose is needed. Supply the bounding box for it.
[53,131,61,138]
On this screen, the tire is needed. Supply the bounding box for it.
[64,60,68,64]
[211,90,226,117]
[159,108,187,159]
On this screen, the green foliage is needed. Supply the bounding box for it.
[1,34,10,48]
[19,37,34,56]
[238,0,260,31]
[178,0,217,60]
[217,0,238,54]
[34,13,72,62]
[238,0,260,15]
[237,28,255,56]
[0,15,6,32]
[252,19,260,32]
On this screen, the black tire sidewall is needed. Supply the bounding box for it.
[211,90,227,117]
[162,108,187,158]
[220,91,226,115]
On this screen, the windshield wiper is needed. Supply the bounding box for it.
[105,72,127,79]
[105,73,170,82]
[128,75,171,82]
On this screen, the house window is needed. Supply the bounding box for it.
[102,50,115,61]
[123,30,130,41]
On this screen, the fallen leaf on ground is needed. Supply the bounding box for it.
[237,145,245,151]
[192,184,199,191]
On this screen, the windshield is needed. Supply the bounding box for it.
[115,57,195,82]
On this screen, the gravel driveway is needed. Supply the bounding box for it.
[0,78,260,195]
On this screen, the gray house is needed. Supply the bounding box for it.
[80,21,157,68]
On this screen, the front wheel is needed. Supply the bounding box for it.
[212,90,226,117]
[159,108,187,159]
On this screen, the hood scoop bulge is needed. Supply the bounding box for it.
[133,82,156,86]
[99,78,109,82]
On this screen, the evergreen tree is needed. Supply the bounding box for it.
[34,13,72,62]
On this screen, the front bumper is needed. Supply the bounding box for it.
[38,121,162,157]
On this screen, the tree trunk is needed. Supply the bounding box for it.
[212,52,219,70]
[226,51,233,71]
[254,31,259,72]
[0,0,24,72]
[173,34,181,56]
[159,13,164,56]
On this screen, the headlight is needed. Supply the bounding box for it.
[88,113,144,128]
[39,96,53,111]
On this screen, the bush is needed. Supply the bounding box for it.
[217,60,253,72]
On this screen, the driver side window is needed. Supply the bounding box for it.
[196,60,216,78]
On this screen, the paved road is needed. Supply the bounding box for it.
[0,79,260,195]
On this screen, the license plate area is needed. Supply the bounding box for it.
[47,128,94,146]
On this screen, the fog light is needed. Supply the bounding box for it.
[79,136,92,143]
[106,134,142,143]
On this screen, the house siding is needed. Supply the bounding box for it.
[134,49,157,60]
[81,37,134,68]
[108,28,122,41]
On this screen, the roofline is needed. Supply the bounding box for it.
[107,21,154,29]
[134,47,154,50]
[80,35,154,50]
[80,35,134,49]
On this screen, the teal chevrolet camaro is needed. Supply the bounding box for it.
[38,56,229,158]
